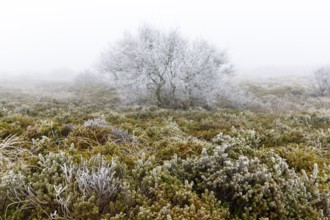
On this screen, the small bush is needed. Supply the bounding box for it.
[170,140,328,219]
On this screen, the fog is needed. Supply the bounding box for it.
[1,0,330,80]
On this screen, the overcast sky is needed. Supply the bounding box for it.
[1,0,330,77]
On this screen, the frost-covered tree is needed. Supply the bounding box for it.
[313,66,330,96]
[99,25,232,108]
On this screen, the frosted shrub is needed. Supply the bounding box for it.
[0,136,33,171]
[131,154,229,219]
[111,127,134,143]
[212,132,235,145]
[212,132,249,149]
[1,152,125,219]
[171,143,328,219]
[230,128,262,148]
[0,171,26,210]
[0,152,72,218]
[83,118,108,128]
[313,66,330,96]
[100,25,233,109]
[76,154,122,213]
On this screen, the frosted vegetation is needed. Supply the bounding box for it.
[99,26,237,109]
[0,26,330,219]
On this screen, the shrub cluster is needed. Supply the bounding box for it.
[0,84,329,219]
[170,144,328,219]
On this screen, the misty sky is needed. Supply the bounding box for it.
[1,0,330,76]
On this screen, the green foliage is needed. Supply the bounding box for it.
[129,155,229,219]
[0,152,127,219]
[0,83,329,219]
[171,144,326,219]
